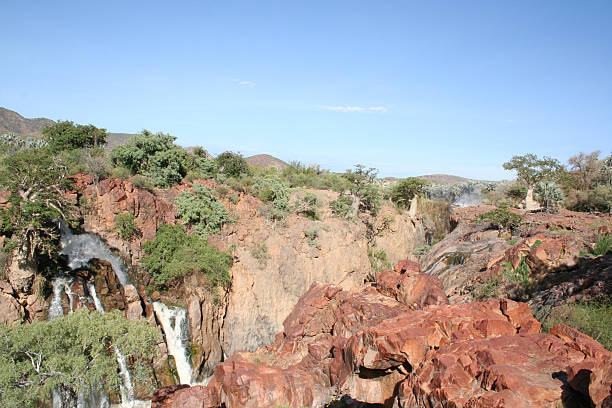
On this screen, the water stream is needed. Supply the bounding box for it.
[59,221,129,285]
[152,302,194,385]
[50,223,147,408]
[423,244,490,275]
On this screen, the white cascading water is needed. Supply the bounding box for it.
[51,223,149,408]
[87,284,135,405]
[152,302,194,385]
[59,221,129,286]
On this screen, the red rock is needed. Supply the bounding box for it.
[376,260,448,309]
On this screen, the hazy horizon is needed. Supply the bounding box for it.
[2,1,611,180]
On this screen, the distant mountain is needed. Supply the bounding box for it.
[105,133,137,150]
[245,154,288,170]
[417,174,475,185]
[0,107,55,137]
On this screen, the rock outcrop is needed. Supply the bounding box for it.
[422,205,611,305]
[73,176,427,363]
[154,260,611,408]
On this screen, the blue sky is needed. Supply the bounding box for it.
[2,1,611,180]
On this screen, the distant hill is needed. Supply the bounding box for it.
[0,107,55,137]
[105,133,137,151]
[245,154,288,170]
[417,174,474,185]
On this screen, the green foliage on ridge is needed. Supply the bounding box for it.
[390,177,427,208]
[175,182,232,236]
[42,121,107,152]
[476,208,523,233]
[141,224,232,289]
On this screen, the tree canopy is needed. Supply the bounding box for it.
[216,151,250,178]
[42,121,107,152]
[503,154,563,186]
[390,178,427,208]
[0,147,74,259]
[0,310,159,408]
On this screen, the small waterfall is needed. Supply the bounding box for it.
[49,278,75,320]
[153,302,194,385]
[59,221,129,285]
[88,284,136,405]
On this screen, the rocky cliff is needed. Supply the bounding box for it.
[68,175,427,381]
[153,260,612,408]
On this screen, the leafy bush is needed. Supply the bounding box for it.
[293,191,320,220]
[216,151,249,178]
[253,175,290,212]
[330,194,353,218]
[542,300,612,350]
[304,228,320,248]
[114,213,140,241]
[110,130,189,187]
[367,248,391,279]
[413,245,431,256]
[0,309,158,407]
[130,175,155,191]
[506,184,527,201]
[175,183,231,236]
[501,256,531,289]
[390,178,427,208]
[42,121,107,152]
[141,224,232,289]
[111,166,131,180]
[476,208,523,232]
[566,185,612,213]
[186,156,218,180]
[281,162,349,192]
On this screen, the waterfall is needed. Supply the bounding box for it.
[153,302,194,385]
[87,284,136,405]
[59,221,129,285]
[49,277,75,320]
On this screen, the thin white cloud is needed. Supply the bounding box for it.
[504,119,516,124]
[320,105,387,113]
[232,79,256,87]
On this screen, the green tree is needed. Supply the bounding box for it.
[344,165,382,216]
[141,224,232,288]
[0,148,74,259]
[216,151,249,178]
[568,150,602,191]
[0,310,159,408]
[253,175,291,212]
[42,121,107,152]
[175,183,231,236]
[390,178,427,209]
[476,208,523,234]
[109,130,188,187]
[503,154,564,206]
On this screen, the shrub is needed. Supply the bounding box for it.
[175,183,231,236]
[111,166,131,179]
[542,300,612,350]
[534,181,564,212]
[367,248,391,280]
[330,194,353,218]
[293,192,320,220]
[253,175,290,212]
[501,256,531,289]
[566,185,612,213]
[390,178,427,208]
[250,242,269,268]
[344,165,382,216]
[114,213,140,241]
[592,232,611,256]
[506,184,527,201]
[216,151,249,178]
[110,130,188,187]
[304,228,320,248]
[476,208,523,233]
[413,245,431,256]
[141,224,232,289]
[131,175,155,191]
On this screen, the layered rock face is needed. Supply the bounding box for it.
[154,261,611,408]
